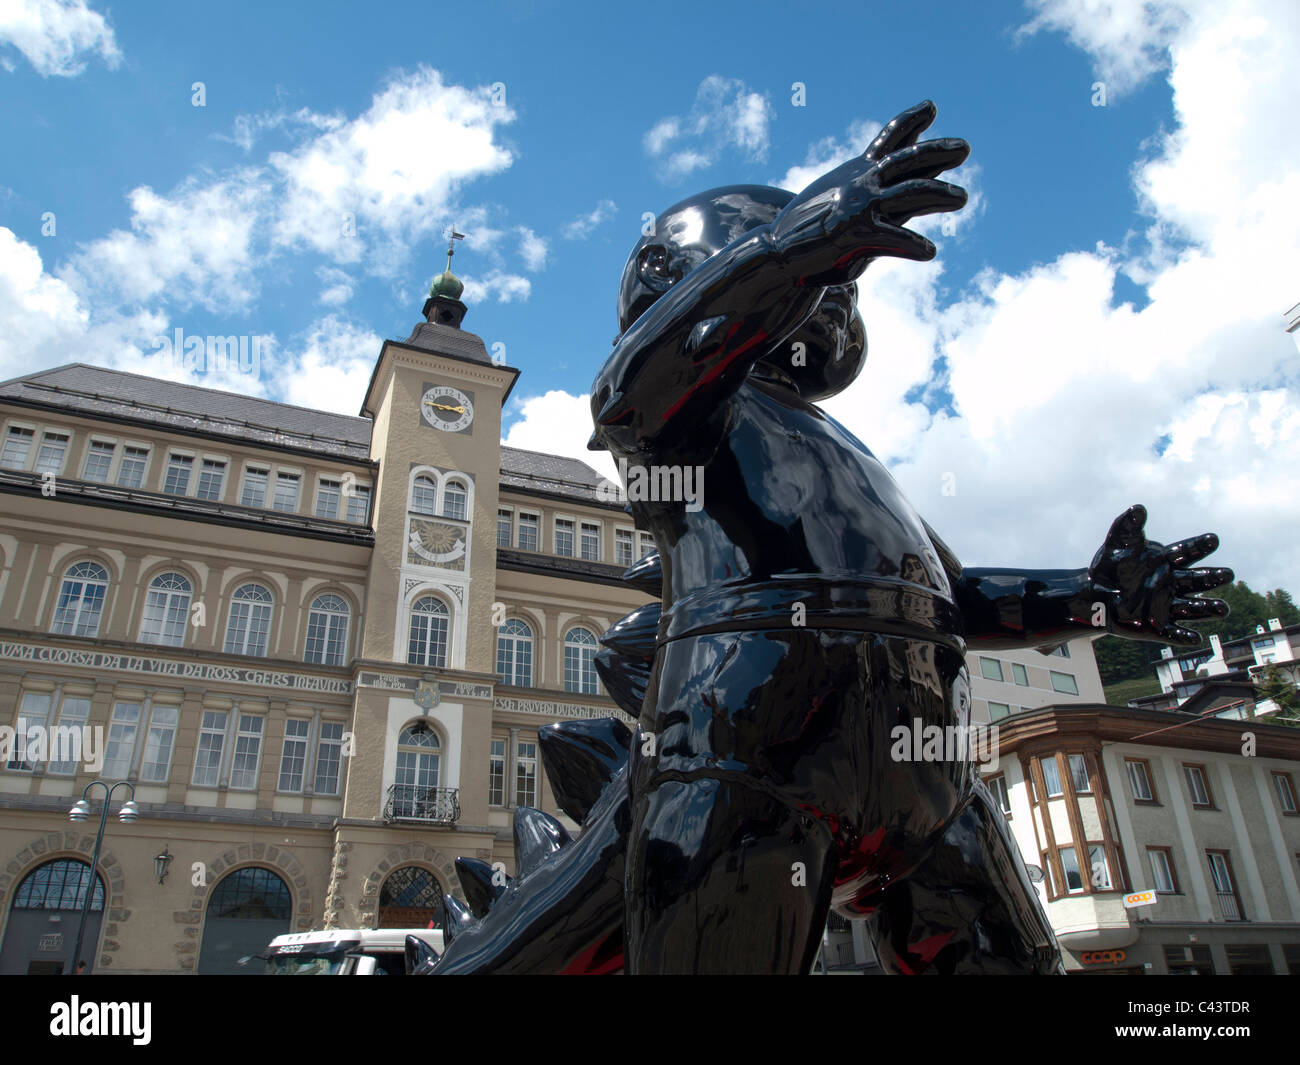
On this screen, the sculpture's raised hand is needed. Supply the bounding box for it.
[1087,504,1233,646]
[774,100,969,284]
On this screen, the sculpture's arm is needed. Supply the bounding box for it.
[591,101,968,455]
[954,505,1232,651]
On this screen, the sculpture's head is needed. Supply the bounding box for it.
[616,184,866,402]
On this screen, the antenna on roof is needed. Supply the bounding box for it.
[445,226,466,273]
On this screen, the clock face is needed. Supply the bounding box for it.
[421,386,474,432]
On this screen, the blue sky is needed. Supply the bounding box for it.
[2,0,1298,591]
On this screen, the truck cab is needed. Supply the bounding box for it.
[264,928,443,975]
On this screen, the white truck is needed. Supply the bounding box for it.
[262,927,443,975]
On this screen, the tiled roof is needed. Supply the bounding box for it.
[499,445,613,506]
[0,363,373,461]
[0,363,612,503]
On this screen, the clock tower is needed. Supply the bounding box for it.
[343,238,519,841]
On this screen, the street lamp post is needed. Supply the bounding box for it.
[68,780,137,974]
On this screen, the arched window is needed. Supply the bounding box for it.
[564,626,599,694]
[304,593,350,665]
[51,562,109,638]
[442,479,468,521]
[496,618,534,687]
[411,475,438,515]
[379,865,446,930]
[223,583,274,657]
[407,596,449,668]
[13,858,105,911]
[197,867,292,974]
[138,572,192,647]
[392,722,445,820]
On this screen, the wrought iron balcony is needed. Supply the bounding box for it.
[383,784,460,826]
[1216,891,1244,921]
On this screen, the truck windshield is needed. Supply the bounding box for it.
[266,942,358,975]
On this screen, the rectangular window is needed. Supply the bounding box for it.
[139,705,179,783]
[1041,756,1063,798]
[272,471,300,513]
[1165,944,1214,975]
[1273,772,1297,814]
[979,657,1004,682]
[1224,944,1272,975]
[1088,844,1111,890]
[345,484,370,525]
[1011,662,1029,686]
[580,522,601,561]
[555,518,574,557]
[278,718,311,792]
[0,426,34,470]
[192,710,229,787]
[240,466,269,507]
[1041,851,1055,896]
[1068,753,1091,793]
[315,477,341,519]
[162,453,193,495]
[1183,764,1212,807]
[516,740,538,808]
[1126,759,1156,802]
[101,701,141,780]
[32,431,69,476]
[1059,846,1085,893]
[229,713,263,790]
[497,509,512,548]
[1148,847,1177,893]
[195,458,226,501]
[314,722,344,795]
[48,696,91,775]
[489,738,506,806]
[987,701,1010,721]
[988,774,1011,816]
[1049,644,1071,658]
[116,445,149,488]
[517,512,539,552]
[81,440,115,482]
[638,532,656,559]
[1208,851,1243,920]
[7,691,51,770]
[1049,671,1079,695]
[615,528,634,568]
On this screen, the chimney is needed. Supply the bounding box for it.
[1255,624,1265,635]
[1210,634,1222,656]
[1161,647,1174,659]
[1269,618,1282,631]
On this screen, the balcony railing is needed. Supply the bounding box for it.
[383,784,460,826]
[1216,891,1244,921]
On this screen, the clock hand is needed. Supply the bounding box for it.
[424,401,467,414]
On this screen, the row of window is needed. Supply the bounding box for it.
[977,652,1078,695]
[1125,756,1297,815]
[51,563,352,665]
[495,618,599,694]
[6,688,346,795]
[496,506,655,567]
[1,422,370,524]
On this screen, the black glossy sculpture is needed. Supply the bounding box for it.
[427,101,1232,975]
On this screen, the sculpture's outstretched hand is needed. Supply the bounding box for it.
[1087,504,1233,646]
[774,100,969,285]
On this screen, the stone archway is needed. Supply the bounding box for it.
[175,844,314,972]
[0,832,128,971]
[358,843,463,929]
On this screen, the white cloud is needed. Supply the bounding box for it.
[503,389,618,482]
[316,265,354,307]
[1017,0,1189,96]
[270,66,516,271]
[561,199,617,240]
[644,76,776,182]
[0,226,88,377]
[460,270,531,304]
[220,106,346,154]
[516,226,547,271]
[0,0,120,77]
[816,0,1300,592]
[276,315,381,414]
[59,173,269,313]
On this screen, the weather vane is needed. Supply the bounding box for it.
[444,226,466,273]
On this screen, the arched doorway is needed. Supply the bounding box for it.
[378,865,445,930]
[197,867,292,974]
[0,858,105,975]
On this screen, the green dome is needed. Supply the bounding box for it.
[429,270,464,300]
